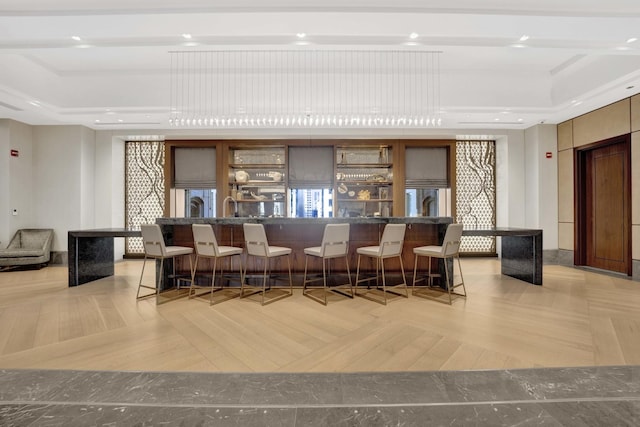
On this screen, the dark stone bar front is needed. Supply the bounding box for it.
[156,217,453,292]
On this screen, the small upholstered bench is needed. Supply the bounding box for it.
[0,229,54,270]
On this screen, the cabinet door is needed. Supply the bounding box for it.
[335,145,393,217]
[227,146,286,217]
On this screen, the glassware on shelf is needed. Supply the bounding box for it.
[335,145,393,217]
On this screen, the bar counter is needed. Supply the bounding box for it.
[156,217,453,291]
[66,220,543,290]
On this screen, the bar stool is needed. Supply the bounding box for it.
[412,223,467,305]
[302,223,353,305]
[354,223,409,305]
[190,224,244,305]
[241,223,293,305]
[137,224,193,300]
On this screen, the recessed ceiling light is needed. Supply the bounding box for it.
[71,36,81,41]
[510,44,526,49]
[409,32,419,39]
[626,37,638,43]
[95,119,101,123]
[517,118,524,122]
[296,33,306,39]
[29,101,41,107]
[494,118,500,121]
[182,33,192,39]
[403,41,418,46]
[117,119,124,123]
[519,35,530,41]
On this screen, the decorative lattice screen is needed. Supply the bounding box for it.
[456,140,496,253]
[125,141,165,254]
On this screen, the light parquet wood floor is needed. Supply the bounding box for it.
[0,259,638,373]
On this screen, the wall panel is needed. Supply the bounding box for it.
[558,149,574,224]
[633,132,640,260]
[558,222,574,251]
[557,121,573,151]
[631,94,640,133]
[573,99,630,147]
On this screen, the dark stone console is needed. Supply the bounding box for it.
[463,228,543,285]
[68,228,141,286]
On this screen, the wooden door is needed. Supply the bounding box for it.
[581,139,631,274]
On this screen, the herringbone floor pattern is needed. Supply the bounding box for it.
[0,259,638,372]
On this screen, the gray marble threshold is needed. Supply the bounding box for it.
[1,366,639,426]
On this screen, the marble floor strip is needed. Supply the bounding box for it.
[1,366,639,426]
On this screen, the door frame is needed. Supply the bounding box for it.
[574,134,632,275]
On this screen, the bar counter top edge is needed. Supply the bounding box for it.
[156,216,454,226]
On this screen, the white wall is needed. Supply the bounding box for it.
[95,132,126,259]
[95,132,113,228]
[0,120,35,245]
[33,126,86,252]
[496,131,526,229]
[537,125,559,250]
[29,126,126,256]
[524,126,540,227]
[1,123,127,259]
[524,124,559,250]
[0,121,10,245]
[80,127,96,229]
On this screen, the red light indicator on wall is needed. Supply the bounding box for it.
[10,149,19,157]
[545,152,552,159]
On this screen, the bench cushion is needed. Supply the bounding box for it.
[0,249,45,258]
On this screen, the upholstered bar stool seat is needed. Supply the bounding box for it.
[241,223,293,305]
[137,224,193,300]
[190,224,244,305]
[412,222,467,305]
[354,223,409,305]
[303,223,353,305]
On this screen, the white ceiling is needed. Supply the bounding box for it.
[1,0,640,133]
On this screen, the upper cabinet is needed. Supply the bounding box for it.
[227,146,286,217]
[334,145,393,217]
[167,138,455,219]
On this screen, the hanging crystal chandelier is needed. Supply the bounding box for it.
[169,50,442,128]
